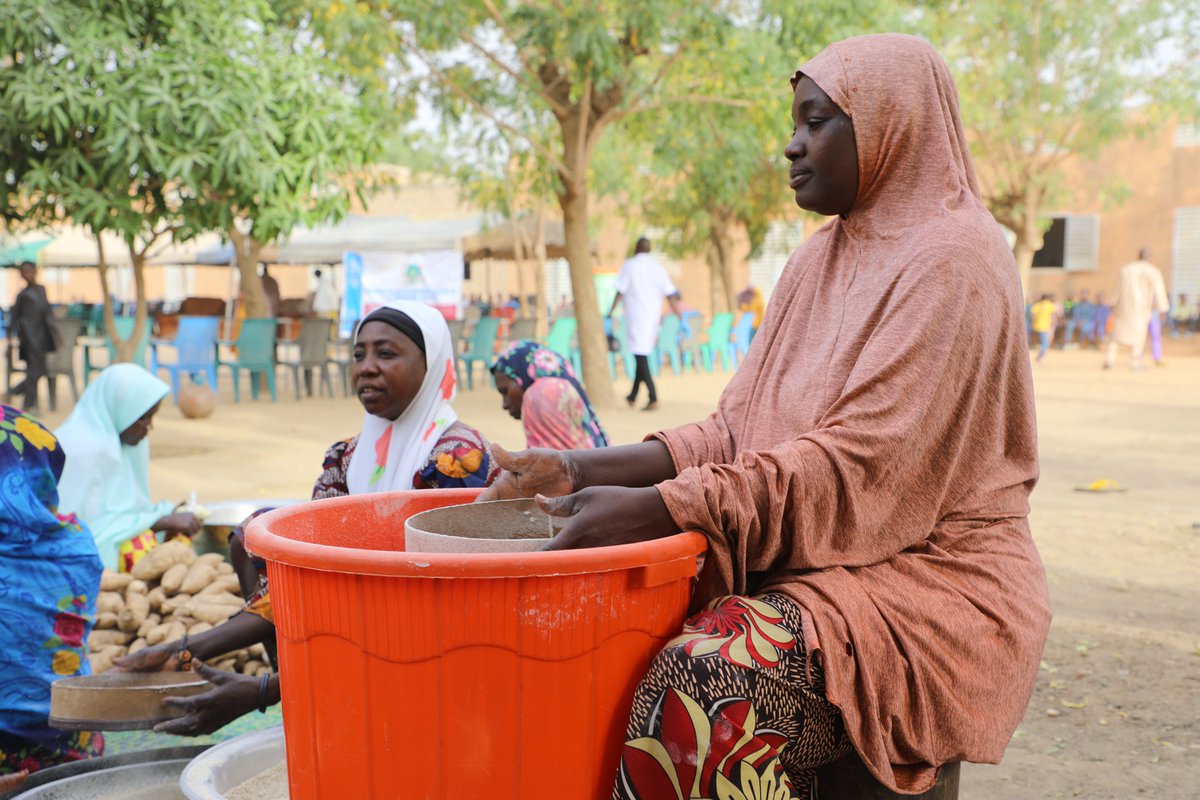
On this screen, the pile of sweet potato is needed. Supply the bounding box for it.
[87,540,269,676]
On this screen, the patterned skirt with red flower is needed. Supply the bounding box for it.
[0,728,104,776]
[614,594,850,799]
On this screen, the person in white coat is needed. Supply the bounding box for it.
[608,238,684,411]
[1104,248,1168,370]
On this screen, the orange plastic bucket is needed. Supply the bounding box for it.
[246,488,706,799]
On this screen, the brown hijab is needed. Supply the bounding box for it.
[653,34,1050,793]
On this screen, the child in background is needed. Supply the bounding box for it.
[1029,293,1059,363]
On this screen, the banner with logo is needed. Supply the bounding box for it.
[340,250,464,338]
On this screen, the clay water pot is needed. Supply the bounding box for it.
[179,381,217,419]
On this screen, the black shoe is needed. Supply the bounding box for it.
[626,396,636,408]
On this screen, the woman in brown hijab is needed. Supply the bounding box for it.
[481,33,1050,797]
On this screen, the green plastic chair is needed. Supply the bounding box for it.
[217,318,278,402]
[545,316,580,376]
[653,314,683,376]
[699,312,735,372]
[457,316,501,390]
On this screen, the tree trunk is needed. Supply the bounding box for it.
[1014,185,1046,296]
[706,209,739,316]
[229,227,268,318]
[557,171,614,408]
[533,204,548,338]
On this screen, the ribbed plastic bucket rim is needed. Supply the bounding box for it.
[244,492,706,579]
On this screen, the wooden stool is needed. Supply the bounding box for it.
[816,755,960,799]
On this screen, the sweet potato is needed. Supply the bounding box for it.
[242,659,264,675]
[96,591,125,616]
[187,622,214,636]
[117,591,151,633]
[138,613,162,639]
[198,575,242,598]
[125,579,148,596]
[88,628,133,649]
[216,562,234,576]
[90,644,126,674]
[160,593,192,616]
[144,622,173,646]
[196,553,225,568]
[130,540,195,582]
[94,612,119,630]
[146,586,166,613]
[127,638,149,655]
[189,602,241,626]
[159,563,189,595]
[180,563,217,595]
[100,571,133,592]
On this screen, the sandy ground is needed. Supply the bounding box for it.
[33,340,1200,798]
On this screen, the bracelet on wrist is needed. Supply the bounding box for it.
[177,633,193,672]
[257,674,272,713]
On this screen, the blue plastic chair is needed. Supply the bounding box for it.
[217,318,278,402]
[83,316,150,387]
[653,314,683,376]
[699,312,735,372]
[151,316,220,403]
[457,316,501,390]
[731,311,755,367]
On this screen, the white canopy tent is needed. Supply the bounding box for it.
[193,214,484,265]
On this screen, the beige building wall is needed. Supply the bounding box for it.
[1026,119,1200,302]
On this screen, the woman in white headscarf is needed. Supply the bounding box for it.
[54,364,202,572]
[117,301,498,735]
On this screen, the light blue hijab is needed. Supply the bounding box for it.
[54,364,173,570]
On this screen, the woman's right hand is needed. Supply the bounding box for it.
[476,444,579,502]
[112,642,182,673]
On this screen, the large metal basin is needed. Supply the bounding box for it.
[194,500,302,557]
[4,746,208,800]
[179,726,285,800]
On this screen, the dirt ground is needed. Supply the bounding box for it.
[34,338,1200,799]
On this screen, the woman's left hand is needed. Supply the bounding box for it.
[154,661,267,736]
[538,486,680,551]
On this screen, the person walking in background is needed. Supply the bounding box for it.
[310,268,339,321]
[1073,289,1096,349]
[1029,293,1059,363]
[1105,248,1168,370]
[608,237,685,411]
[1057,291,1077,348]
[4,262,59,413]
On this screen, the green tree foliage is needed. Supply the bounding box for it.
[618,1,912,315]
[0,0,379,355]
[929,0,1200,289]
[387,0,741,407]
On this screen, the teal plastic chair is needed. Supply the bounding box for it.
[699,312,735,372]
[545,316,582,376]
[83,316,150,387]
[653,314,683,376]
[545,317,576,360]
[217,318,278,402]
[457,316,501,390]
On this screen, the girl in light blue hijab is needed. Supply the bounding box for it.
[54,364,202,571]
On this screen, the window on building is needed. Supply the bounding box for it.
[1173,207,1200,299]
[1031,214,1099,271]
[1175,123,1200,148]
